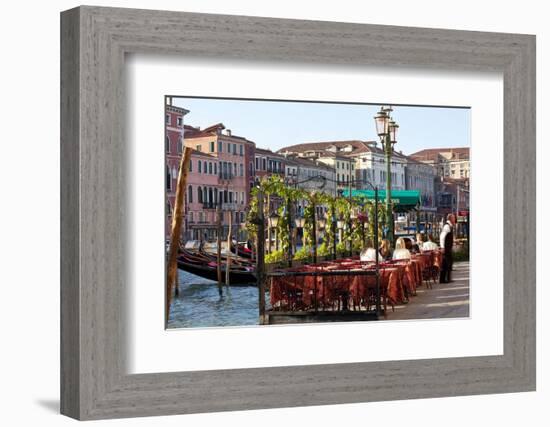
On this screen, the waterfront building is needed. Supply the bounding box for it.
[254,148,286,182]
[165,100,189,239]
[410,147,470,179]
[279,140,406,192]
[184,123,255,240]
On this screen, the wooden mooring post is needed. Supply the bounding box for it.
[216,205,223,296]
[225,210,232,288]
[256,190,266,324]
[166,146,192,322]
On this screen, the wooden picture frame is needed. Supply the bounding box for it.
[60,6,536,420]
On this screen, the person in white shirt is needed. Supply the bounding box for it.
[421,233,439,251]
[392,237,411,260]
[360,247,378,262]
[439,214,456,283]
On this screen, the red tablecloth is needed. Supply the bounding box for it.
[268,254,443,310]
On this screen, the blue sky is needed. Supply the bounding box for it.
[172,97,470,155]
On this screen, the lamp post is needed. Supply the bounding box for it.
[374,106,399,246]
[349,209,357,256]
[331,208,337,260]
[337,218,344,251]
[285,197,293,267]
[295,216,305,249]
[269,212,279,251]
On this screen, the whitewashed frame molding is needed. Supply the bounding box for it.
[61,6,536,420]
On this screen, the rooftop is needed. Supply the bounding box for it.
[410,147,470,162]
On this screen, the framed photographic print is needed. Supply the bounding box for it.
[61,6,536,420]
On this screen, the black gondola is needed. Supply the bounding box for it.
[177,258,257,285]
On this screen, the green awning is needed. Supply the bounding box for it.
[341,189,421,212]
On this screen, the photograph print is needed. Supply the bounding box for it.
[165,96,470,329]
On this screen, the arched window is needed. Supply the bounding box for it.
[188,185,193,203]
[166,166,171,191]
[198,186,203,203]
[177,136,183,153]
[165,136,170,153]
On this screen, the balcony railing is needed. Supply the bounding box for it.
[218,172,234,180]
[222,202,237,211]
[202,202,218,210]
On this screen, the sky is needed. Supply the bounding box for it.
[172,97,470,155]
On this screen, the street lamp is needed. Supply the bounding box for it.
[269,212,279,251]
[374,106,398,246]
[348,209,357,256]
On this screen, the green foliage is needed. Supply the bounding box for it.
[365,201,387,243]
[317,242,331,257]
[265,249,286,265]
[302,203,315,249]
[293,246,311,261]
[336,241,347,257]
[275,202,291,260]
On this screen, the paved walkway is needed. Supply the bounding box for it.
[385,261,470,321]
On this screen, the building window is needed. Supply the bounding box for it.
[239,145,243,156]
[233,144,237,155]
[227,142,231,153]
[165,136,170,153]
[167,202,172,215]
[241,191,245,204]
[262,158,266,170]
[255,157,259,170]
[208,162,213,174]
[196,145,201,152]
[166,166,171,191]
[218,141,223,152]
[165,114,170,125]
[210,141,215,152]
[177,117,182,126]
[188,185,193,203]
[240,164,244,176]
[198,187,203,203]
[189,160,193,172]
[198,160,202,173]
[214,162,217,175]
[177,137,183,153]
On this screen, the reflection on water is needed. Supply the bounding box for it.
[167,270,262,329]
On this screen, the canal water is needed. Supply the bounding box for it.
[167,270,263,329]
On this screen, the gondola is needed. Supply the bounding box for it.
[230,243,253,259]
[177,255,257,285]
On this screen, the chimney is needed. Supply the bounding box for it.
[226,129,232,136]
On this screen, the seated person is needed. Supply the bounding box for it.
[422,234,439,251]
[410,234,422,253]
[393,237,412,260]
[379,239,392,260]
[360,247,378,262]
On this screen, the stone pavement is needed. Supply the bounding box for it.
[385,261,470,320]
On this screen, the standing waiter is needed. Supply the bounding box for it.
[439,213,456,283]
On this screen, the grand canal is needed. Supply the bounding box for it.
[167,270,263,329]
[167,262,470,329]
